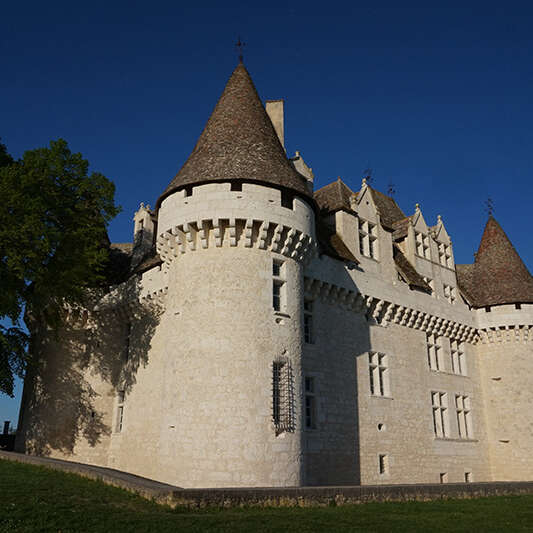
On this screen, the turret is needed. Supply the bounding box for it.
[146,62,316,487]
[457,216,533,480]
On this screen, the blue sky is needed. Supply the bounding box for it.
[2,2,533,423]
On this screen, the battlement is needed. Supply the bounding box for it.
[157,182,317,267]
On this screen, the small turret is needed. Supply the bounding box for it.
[131,203,155,270]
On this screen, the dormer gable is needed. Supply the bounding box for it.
[431,215,454,269]
[411,204,431,260]
[354,178,379,225]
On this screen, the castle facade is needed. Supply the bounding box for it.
[16,63,533,488]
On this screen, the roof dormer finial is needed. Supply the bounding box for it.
[235,36,246,63]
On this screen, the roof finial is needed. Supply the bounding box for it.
[415,203,421,212]
[485,197,495,218]
[235,36,246,63]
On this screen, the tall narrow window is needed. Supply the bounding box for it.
[304,376,317,429]
[359,219,378,259]
[124,322,132,362]
[116,390,125,433]
[431,391,448,438]
[369,352,389,397]
[451,340,466,376]
[378,454,389,475]
[426,333,442,371]
[272,260,284,312]
[415,231,430,259]
[456,395,472,439]
[272,360,294,434]
[304,299,314,343]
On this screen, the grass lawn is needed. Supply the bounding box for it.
[1,459,533,532]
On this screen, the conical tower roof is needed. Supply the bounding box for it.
[457,216,533,307]
[157,63,310,207]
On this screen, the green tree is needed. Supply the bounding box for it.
[0,139,120,396]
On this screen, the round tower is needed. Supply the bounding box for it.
[460,216,533,481]
[154,63,316,487]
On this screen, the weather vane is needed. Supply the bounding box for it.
[485,197,495,217]
[236,36,246,63]
[387,182,396,197]
[362,167,373,184]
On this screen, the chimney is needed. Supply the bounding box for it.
[265,100,284,150]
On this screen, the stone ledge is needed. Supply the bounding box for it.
[2,451,533,508]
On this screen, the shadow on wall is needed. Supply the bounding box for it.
[302,261,371,486]
[16,281,160,456]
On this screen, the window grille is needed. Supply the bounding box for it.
[272,360,295,434]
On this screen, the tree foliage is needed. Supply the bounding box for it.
[0,139,120,396]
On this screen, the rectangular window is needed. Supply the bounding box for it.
[415,231,431,259]
[378,454,389,475]
[369,352,389,397]
[116,390,125,433]
[304,299,314,343]
[272,260,284,312]
[304,376,316,429]
[438,243,452,267]
[443,284,456,305]
[465,472,472,483]
[359,219,378,259]
[456,395,472,439]
[426,333,442,371]
[272,360,294,434]
[424,277,435,297]
[440,472,448,484]
[432,391,448,438]
[124,322,132,362]
[451,339,466,376]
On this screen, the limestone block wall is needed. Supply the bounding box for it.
[475,304,533,480]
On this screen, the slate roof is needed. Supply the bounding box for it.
[157,63,310,207]
[314,178,356,214]
[392,216,412,241]
[393,245,432,292]
[456,216,533,307]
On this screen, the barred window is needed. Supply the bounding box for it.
[272,360,295,434]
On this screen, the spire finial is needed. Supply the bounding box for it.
[235,36,246,63]
[415,203,420,212]
[486,197,495,218]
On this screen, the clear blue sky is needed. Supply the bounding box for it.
[2,2,532,424]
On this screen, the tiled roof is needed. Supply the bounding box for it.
[368,187,406,231]
[157,63,310,207]
[392,216,412,241]
[393,245,431,292]
[456,216,533,307]
[314,178,356,214]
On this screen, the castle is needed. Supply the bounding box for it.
[16,62,533,488]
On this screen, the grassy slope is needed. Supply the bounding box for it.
[1,459,533,532]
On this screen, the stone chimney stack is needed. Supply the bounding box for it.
[265,100,284,150]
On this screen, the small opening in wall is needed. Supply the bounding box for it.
[91,411,95,419]
[377,423,385,431]
[485,306,491,313]
[281,190,294,209]
[515,303,522,310]
[184,185,193,197]
[465,472,472,483]
[230,182,242,192]
[440,472,448,484]
[378,454,388,475]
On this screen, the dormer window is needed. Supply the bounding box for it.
[359,219,378,260]
[438,243,452,268]
[415,231,430,259]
